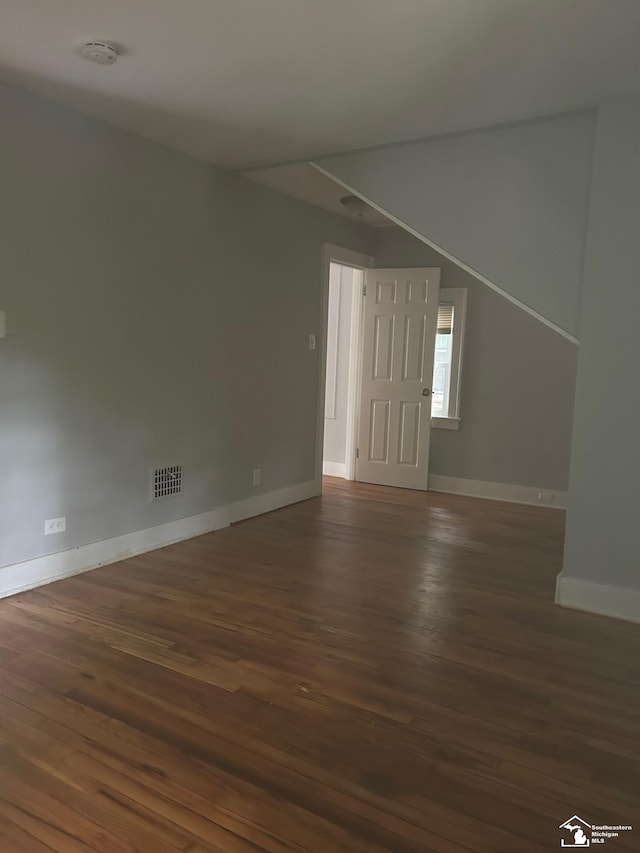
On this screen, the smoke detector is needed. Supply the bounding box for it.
[80,41,119,65]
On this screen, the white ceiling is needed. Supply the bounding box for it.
[1,0,640,169]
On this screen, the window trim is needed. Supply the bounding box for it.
[431,287,467,428]
[432,416,461,430]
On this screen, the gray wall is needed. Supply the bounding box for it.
[317,111,596,339]
[323,264,356,466]
[0,81,372,570]
[562,96,640,590]
[374,227,578,491]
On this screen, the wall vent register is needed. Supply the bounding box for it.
[153,465,183,500]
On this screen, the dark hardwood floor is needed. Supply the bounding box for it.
[0,478,639,852]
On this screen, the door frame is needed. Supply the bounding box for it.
[315,244,374,491]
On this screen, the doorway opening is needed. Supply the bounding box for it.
[322,260,365,481]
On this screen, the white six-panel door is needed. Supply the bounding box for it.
[356,268,440,490]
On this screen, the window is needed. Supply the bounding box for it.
[431,288,467,428]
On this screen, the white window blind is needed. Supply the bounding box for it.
[437,303,454,335]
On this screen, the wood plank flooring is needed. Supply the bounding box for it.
[0,478,639,852]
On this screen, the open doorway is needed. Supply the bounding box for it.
[322,260,364,480]
[315,244,372,490]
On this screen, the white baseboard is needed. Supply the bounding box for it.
[323,461,347,478]
[428,474,567,509]
[0,480,318,600]
[555,574,640,624]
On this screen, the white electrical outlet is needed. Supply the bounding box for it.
[538,491,555,503]
[308,334,316,351]
[253,468,261,487]
[45,516,66,535]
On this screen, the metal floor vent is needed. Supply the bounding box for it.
[153,465,183,500]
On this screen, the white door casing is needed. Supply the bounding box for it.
[356,267,440,489]
[316,244,374,489]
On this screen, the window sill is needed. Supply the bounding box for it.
[432,417,460,430]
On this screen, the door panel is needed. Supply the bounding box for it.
[357,267,440,490]
[373,315,394,380]
[368,399,391,463]
[398,401,420,466]
[401,314,427,381]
